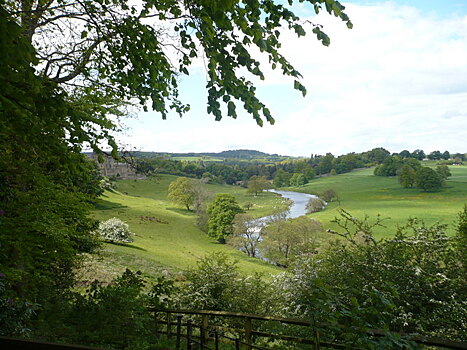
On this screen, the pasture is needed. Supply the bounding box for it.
[290,165,467,238]
[87,176,284,283]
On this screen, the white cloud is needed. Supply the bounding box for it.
[123,1,467,156]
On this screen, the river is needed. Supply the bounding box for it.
[251,189,319,230]
[267,189,318,219]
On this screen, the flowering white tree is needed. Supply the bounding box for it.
[96,218,134,243]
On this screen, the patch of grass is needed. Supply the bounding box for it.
[288,165,467,238]
[115,176,288,218]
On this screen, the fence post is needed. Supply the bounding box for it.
[187,319,193,350]
[201,314,208,347]
[313,328,320,350]
[154,311,159,339]
[214,330,219,350]
[244,317,252,350]
[176,314,183,350]
[167,312,172,338]
[235,338,240,350]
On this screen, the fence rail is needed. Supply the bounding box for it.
[152,308,467,350]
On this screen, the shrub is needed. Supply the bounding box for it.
[96,217,134,243]
[306,197,325,213]
[321,189,337,202]
[36,270,154,349]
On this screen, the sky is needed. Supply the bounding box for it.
[119,0,467,157]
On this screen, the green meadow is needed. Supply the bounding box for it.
[289,164,467,238]
[89,175,285,282]
[87,165,467,282]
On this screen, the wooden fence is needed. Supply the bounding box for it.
[152,308,467,350]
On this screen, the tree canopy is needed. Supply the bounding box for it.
[415,167,443,192]
[6,0,352,128]
[247,175,270,195]
[167,177,198,210]
[206,194,244,243]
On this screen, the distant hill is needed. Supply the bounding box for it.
[132,149,292,162]
[205,149,281,159]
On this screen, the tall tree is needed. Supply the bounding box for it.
[415,167,443,191]
[397,164,416,188]
[436,165,451,181]
[230,214,262,257]
[411,149,426,161]
[167,177,198,211]
[428,151,442,160]
[247,175,270,195]
[207,194,244,243]
[399,150,411,159]
[0,8,100,303]
[260,216,323,267]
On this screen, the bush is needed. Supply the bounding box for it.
[35,270,155,349]
[96,217,134,243]
[306,197,326,213]
[321,189,337,202]
[281,210,467,342]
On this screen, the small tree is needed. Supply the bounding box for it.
[260,216,323,267]
[321,189,337,202]
[306,197,326,213]
[397,164,416,188]
[96,217,134,243]
[436,165,451,180]
[230,214,261,257]
[207,194,244,243]
[247,175,270,195]
[415,167,443,191]
[273,169,291,187]
[289,173,307,186]
[167,177,197,210]
[243,202,254,211]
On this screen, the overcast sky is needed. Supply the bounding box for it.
[120,0,467,157]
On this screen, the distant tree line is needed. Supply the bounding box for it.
[138,148,465,188]
[134,147,393,186]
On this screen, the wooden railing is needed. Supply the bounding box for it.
[152,308,467,350]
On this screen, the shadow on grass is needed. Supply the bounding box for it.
[105,241,146,251]
[94,198,128,211]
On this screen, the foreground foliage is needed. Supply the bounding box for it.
[280,209,467,343]
[0,7,101,304]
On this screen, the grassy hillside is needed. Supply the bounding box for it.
[288,164,467,238]
[84,175,284,283]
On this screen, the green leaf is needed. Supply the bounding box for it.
[227,101,237,118]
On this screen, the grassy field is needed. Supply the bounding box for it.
[86,175,285,283]
[288,164,467,238]
[84,165,466,282]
